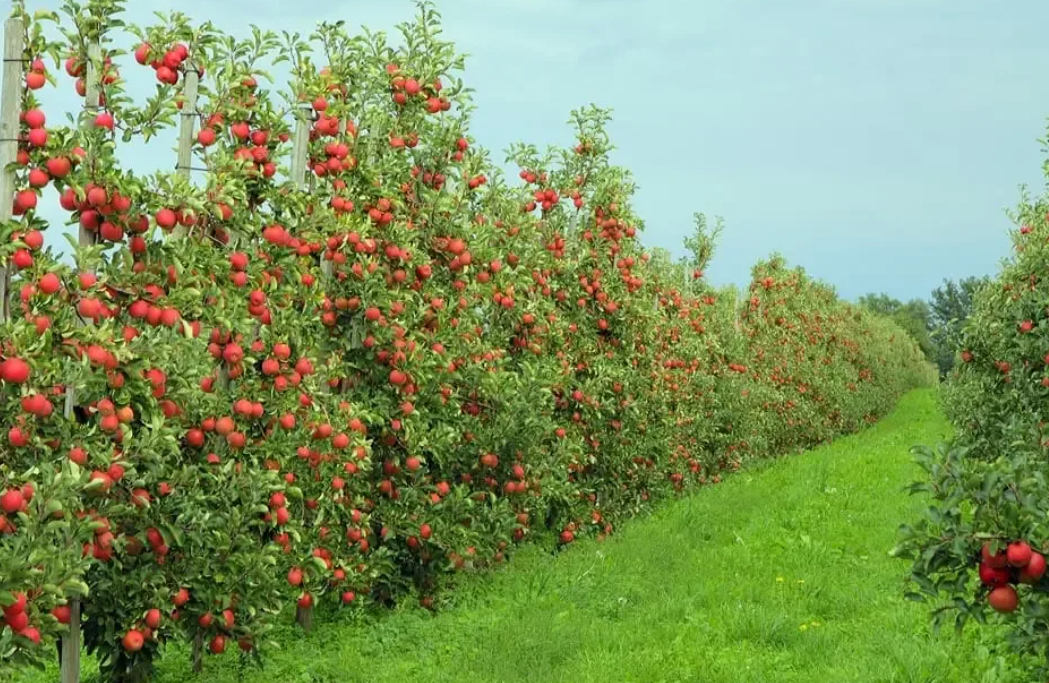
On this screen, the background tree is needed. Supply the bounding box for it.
[857,294,937,364]
[928,276,991,375]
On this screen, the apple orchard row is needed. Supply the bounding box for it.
[895,116,1049,674]
[0,1,936,681]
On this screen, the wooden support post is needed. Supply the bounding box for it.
[290,101,311,189]
[80,40,100,253]
[0,17,24,323]
[169,58,225,396]
[295,603,313,633]
[59,598,81,683]
[59,40,101,683]
[83,41,100,132]
[173,61,199,238]
[566,206,580,237]
[290,100,316,630]
[191,632,203,673]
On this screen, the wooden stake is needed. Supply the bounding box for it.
[290,101,317,630]
[59,598,81,683]
[0,17,25,323]
[191,632,203,673]
[83,41,100,126]
[81,40,100,252]
[295,603,313,633]
[168,58,226,396]
[173,62,199,238]
[318,119,334,281]
[290,101,312,189]
[59,40,101,683]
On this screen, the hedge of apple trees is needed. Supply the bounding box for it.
[0,1,935,680]
[896,132,1049,678]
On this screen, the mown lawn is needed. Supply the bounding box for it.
[23,388,1024,682]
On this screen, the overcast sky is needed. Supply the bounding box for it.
[21,0,1049,302]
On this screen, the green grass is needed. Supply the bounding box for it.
[23,388,1023,682]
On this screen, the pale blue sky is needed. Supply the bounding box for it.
[23,0,1049,301]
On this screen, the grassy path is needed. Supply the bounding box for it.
[31,388,1010,682]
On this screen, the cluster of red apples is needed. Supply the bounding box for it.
[980,541,1046,612]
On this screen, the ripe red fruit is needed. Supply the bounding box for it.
[1021,552,1047,583]
[982,543,1009,569]
[86,186,107,206]
[186,428,205,448]
[130,488,151,507]
[78,297,102,319]
[209,635,226,654]
[287,567,303,586]
[294,357,313,376]
[1,357,30,384]
[12,249,32,269]
[144,608,161,629]
[52,605,72,624]
[979,562,1012,587]
[46,156,71,178]
[988,585,1019,613]
[38,273,61,294]
[155,208,177,229]
[6,610,29,632]
[93,111,114,130]
[172,588,190,607]
[222,343,244,364]
[134,43,150,64]
[1008,542,1033,567]
[3,592,27,618]
[420,523,432,540]
[1,489,25,514]
[20,626,41,645]
[15,190,37,212]
[25,69,45,90]
[27,168,49,187]
[23,230,43,250]
[68,447,88,466]
[25,129,46,151]
[122,629,145,652]
[23,109,44,129]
